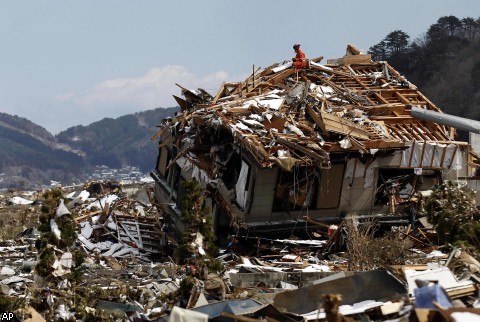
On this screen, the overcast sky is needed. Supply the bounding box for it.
[1,1,478,134]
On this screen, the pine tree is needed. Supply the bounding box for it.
[174,179,218,263]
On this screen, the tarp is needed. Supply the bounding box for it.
[273,269,407,314]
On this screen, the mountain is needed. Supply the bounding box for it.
[56,107,178,173]
[0,107,178,189]
[0,113,84,189]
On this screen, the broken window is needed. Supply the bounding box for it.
[375,168,442,209]
[222,152,242,189]
[175,176,186,212]
[376,168,415,206]
[166,163,181,201]
[273,166,318,212]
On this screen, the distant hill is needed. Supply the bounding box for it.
[56,107,178,173]
[0,107,177,189]
[0,112,84,188]
[368,15,480,139]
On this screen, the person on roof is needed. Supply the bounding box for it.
[292,44,307,70]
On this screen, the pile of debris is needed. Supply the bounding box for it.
[0,180,479,321]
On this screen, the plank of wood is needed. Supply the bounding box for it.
[343,54,372,65]
[306,104,327,133]
[150,125,169,141]
[303,216,330,228]
[267,68,295,85]
[212,81,225,104]
[321,111,370,140]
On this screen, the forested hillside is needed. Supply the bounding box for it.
[369,15,480,128]
[0,113,84,188]
[56,107,178,173]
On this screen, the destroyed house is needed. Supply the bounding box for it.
[151,45,475,240]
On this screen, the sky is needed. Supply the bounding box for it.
[0,1,479,134]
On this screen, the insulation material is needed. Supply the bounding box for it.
[364,160,378,189]
[235,161,249,209]
[401,142,462,170]
[257,98,284,111]
[432,143,447,167]
[273,156,298,172]
[423,142,435,167]
[339,137,352,149]
[410,142,424,167]
[344,159,366,180]
[344,159,377,188]
[401,142,413,166]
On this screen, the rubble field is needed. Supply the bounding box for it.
[0,178,478,322]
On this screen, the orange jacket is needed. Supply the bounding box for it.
[293,49,307,69]
[294,49,306,62]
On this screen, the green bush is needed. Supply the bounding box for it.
[423,181,479,246]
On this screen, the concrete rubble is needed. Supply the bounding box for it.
[1,45,480,321]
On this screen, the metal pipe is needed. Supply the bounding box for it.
[411,106,480,134]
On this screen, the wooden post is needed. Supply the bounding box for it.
[252,64,255,89]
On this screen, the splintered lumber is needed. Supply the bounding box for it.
[163,44,465,172]
[173,95,189,111]
[346,44,362,55]
[268,68,296,85]
[150,125,169,141]
[320,111,370,140]
[343,54,372,65]
[306,104,327,133]
[303,216,330,229]
[212,81,225,104]
[276,137,328,162]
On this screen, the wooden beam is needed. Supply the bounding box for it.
[305,104,327,133]
[276,137,329,162]
[320,111,370,140]
[212,81,225,104]
[303,216,330,229]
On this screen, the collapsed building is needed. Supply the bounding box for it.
[150,44,479,241]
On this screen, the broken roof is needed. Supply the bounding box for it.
[157,44,465,172]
